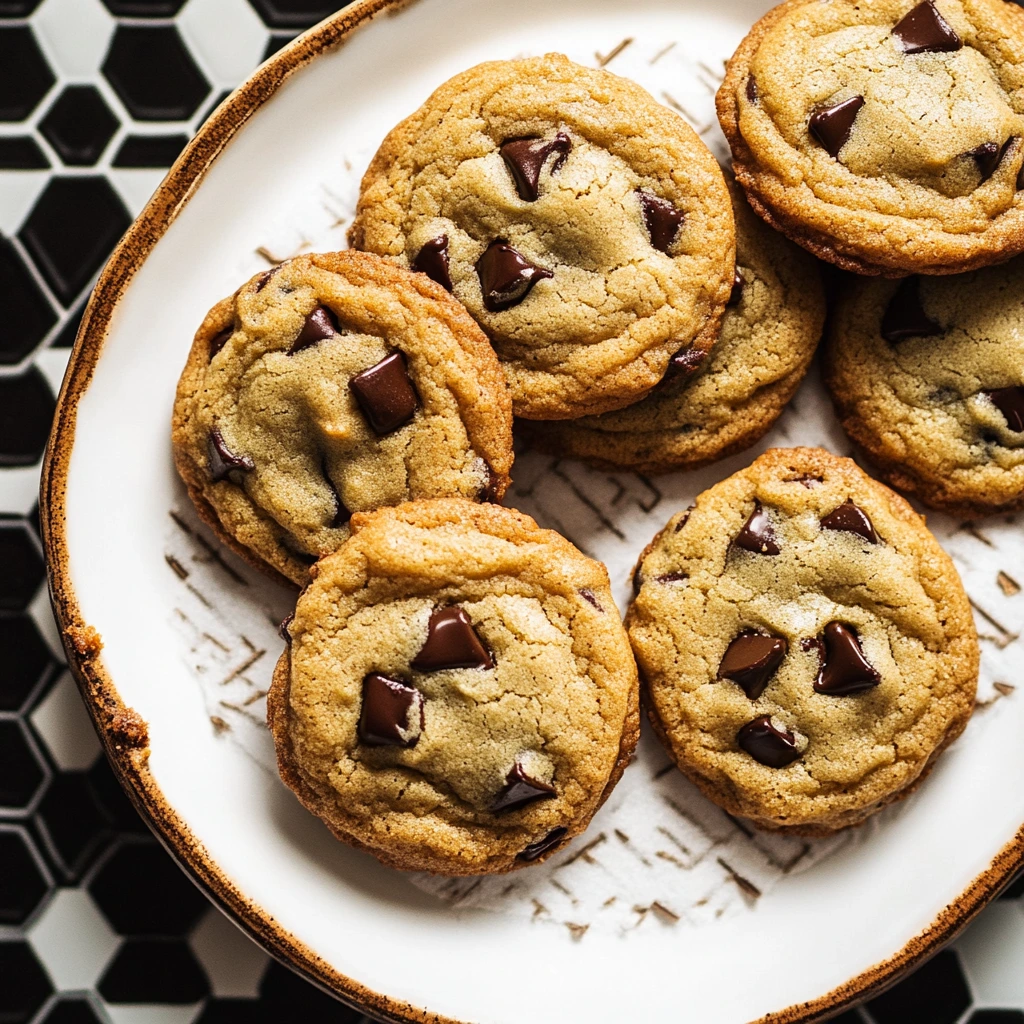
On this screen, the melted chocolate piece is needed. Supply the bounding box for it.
[358,673,424,747]
[476,241,553,312]
[579,588,603,611]
[254,268,276,292]
[656,571,688,584]
[412,235,453,292]
[665,346,707,380]
[814,622,881,695]
[790,474,823,488]
[733,502,780,555]
[478,464,502,503]
[1018,162,1024,191]
[208,427,255,483]
[718,632,789,700]
[969,141,1003,182]
[746,75,758,103]
[632,565,644,597]
[321,460,350,528]
[820,500,878,543]
[500,132,572,201]
[278,613,294,644]
[412,607,493,671]
[349,352,419,434]
[491,760,556,812]
[637,191,686,253]
[728,270,744,307]
[891,0,962,53]
[984,386,1024,432]
[674,507,694,532]
[518,826,568,862]
[809,96,865,158]
[209,327,232,360]
[290,305,339,354]
[737,715,802,768]
[880,277,942,343]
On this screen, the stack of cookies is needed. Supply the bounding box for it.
[172,9,1022,871]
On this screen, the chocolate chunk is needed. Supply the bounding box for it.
[733,501,780,555]
[664,346,707,380]
[491,759,556,812]
[500,132,572,201]
[254,268,276,292]
[278,613,294,644]
[718,632,788,700]
[412,606,493,671]
[290,305,339,354]
[791,474,823,488]
[637,191,686,253]
[674,507,694,532]
[820,500,878,543]
[349,352,419,434]
[412,235,453,292]
[579,588,603,611]
[891,0,961,53]
[737,715,802,768]
[358,673,424,747]
[632,565,644,597]
[728,270,744,306]
[518,826,568,862]
[814,622,881,695]
[881,277,942,343]
[476,241,553,312]
[656,572,688,584]
[478,464,502,503]
[209,327,232,360]
[321,460,350,528]
[968,141,1002,182]
[746,75,758,103]
[984,386,1024,432]
[208,426,254,482]
[1018,162,1024,191]
[809,96,865,158]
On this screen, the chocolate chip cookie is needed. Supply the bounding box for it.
[349,53,735,420]
[718,0,1024,276]
[522,179,825,472]
[627,447,978,835]
[267,499,640,874]
[824,262,1024,517]
[172,251,513,587]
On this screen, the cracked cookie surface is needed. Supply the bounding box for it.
[349,53,735,420]
[267,499,640,874]
[718,0,1024,275]
[627,447,977,834]
[172,251,513,587]
[824,262,1024,517]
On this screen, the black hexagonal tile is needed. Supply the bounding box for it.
[0,138,49,170]
[89,840,207,936]
[101,0,187,13]
[0,236,57,365]
[39,1000,104,1024]
[0,614,53,712]
[0,27,55,122]
[103,26,210,121]
[98,938,209,1003]
[86,756,148,835]
[1000,868,1024,900]
[0,367,55,468]
[39,87,120,167]
[828,1012,865,1023]
[194,999,270,1024]
[112,134,188,168]
[0,0,45,12]
[0,522,45,609]
[248,0,346,30]
[0,720,45,811]
[866,949,971,1024]
[260,961,363,1021]
[0,941,53,1024]
[18,177,131,307]
[0,829,50,925]
[34,772,111,881]
[51,303,85,350]
[967,1013,1024,1024]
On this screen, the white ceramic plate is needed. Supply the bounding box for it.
[42,1,1024,1021]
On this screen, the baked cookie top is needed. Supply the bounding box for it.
[717,0,1024,275]
[627,447,977,834]
[172,251,513,587]
[267,499,640,875]
[525,179,825,472]
[349,53,735,420]
[824,263,1024,516]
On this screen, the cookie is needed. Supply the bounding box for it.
[349,53,735,420]
[172,251,513,587]
[717,0,1024,276]
[267,499,640,874]
[824,263,1024,517]
[627,447,978,835]
[522,179,825,473]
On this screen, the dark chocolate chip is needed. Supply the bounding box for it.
[478,464,502,503]
[637,191,686,253]
[733,501,780,555]
[278,613,294,644]
[746,75,758,103]
[412,234,453,292]
[881,277,942,343]
[969,141,1002,181]
[984,386,1024,432]
[814,621,881,695]
[518,826,568,862]
[1018,162,1024,191]
[358,673,424,747]
[254,268,276,292]
[632,565,644,597]
[674,507,694,532]
[891,0,962,53]
[656,571,688,584]
[349,352,419,434]
[290,305,338,354]
[412,606,493,671]
[820,500,878,543]
[500,132,572,202]
[737,715,801,768]
[208,426,254,483]
[727,270,744,306]
[791,474,823,488]
[476,241,553,312]
[579,588,603,611]
[809,96,864,158]
[209,327,232,360]
[321,460,350,528]
[718,632,788,700]
[664,346,707,380]
[491,759,556,812]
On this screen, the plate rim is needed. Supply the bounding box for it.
[38,1,1024,1020]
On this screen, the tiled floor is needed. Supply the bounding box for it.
[0,1,1021,1021]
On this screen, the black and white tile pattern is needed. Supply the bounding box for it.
[0,1,1021,1020]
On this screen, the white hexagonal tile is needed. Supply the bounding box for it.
[956,899,1024,1007]
[28,888,119,991]
[103,1005,199,1024]
[30,669,102,772]
[28,584,67,666]
[179,0,268,86]
[189,906,269,998]
[32,0,115,80]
